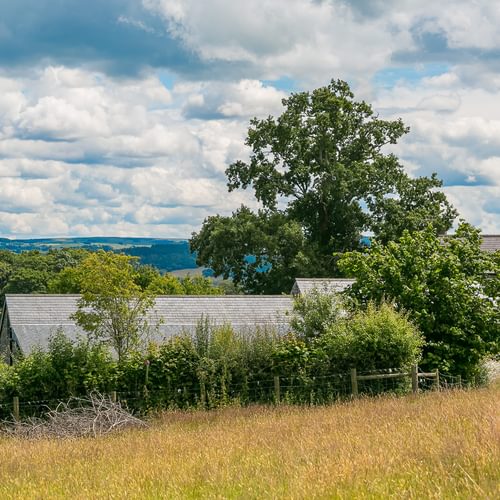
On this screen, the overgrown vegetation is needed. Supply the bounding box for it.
[339,223,500,380]
[0,298,424,416]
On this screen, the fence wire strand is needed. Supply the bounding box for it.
[0,367,472,419]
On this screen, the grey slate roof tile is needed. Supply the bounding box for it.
[481,235,500,253]
[4,294,293,355]
[290,278,355,296]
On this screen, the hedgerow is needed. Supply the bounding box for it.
[0,301,423,415]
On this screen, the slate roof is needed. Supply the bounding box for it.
[290,278,355,296]
[3,294,293,355]
[480,235,500,253]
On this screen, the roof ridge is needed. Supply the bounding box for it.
[5,294,292,298]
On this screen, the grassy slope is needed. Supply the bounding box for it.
[0,386,498,499]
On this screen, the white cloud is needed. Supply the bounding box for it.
[1,1,500,236]
[0,66,265,237]
[143,0,406,85]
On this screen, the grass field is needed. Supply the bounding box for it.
[0,386,498,499]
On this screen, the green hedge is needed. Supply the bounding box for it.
[0,302,423,416]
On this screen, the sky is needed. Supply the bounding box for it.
[0,0,499,238]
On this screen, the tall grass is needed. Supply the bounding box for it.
[0,385,498,499]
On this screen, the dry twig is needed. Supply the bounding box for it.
[1,393,147,439]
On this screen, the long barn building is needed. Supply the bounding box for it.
[0,279,355,363]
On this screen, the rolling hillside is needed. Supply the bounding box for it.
[0,237,199,273]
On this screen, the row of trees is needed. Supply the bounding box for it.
[0,248,221,305]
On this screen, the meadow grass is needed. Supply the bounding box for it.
[0,385,498,499]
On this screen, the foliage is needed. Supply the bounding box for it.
[290,288,345,341]
[0,238,199,273]
[0,330,115,417]
[0,248,88,302]
[191,79,456,293]
[314,302,423,373]
[0,246,219,301]
[0,302,425,414]
[179,275,223,295]
[191,207,305,294]
[146,272,223,295]
[71,251,155,360]
[338,223,500,379]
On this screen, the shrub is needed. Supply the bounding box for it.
[14,331,116,404]
[290,288,345,341]
[314,302,423,373]
[338,223,500,379]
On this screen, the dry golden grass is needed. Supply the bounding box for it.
[0,386,498,499]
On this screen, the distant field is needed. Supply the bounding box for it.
[0,386,498,499]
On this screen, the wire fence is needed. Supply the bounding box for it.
[0,365,471,421]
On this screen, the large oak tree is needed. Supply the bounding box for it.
[191,80,456,294]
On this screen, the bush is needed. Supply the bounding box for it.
[314,302,423,373]
[338,223,500,379]
[290,288,345,341]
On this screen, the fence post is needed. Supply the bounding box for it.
[110,391,117,403]
[350,368,358,398]
[143,360,150,403]
[274,375,280,404]
[457,375,462,389]
[435,369,440,391]
[13,396,19,421]
[411,364,418,394]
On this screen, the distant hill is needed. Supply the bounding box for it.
[0,237,198,272]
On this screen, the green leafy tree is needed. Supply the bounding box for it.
[191,207,306,294]
[0,248,88,300]
[71,251,155,361]
[338,223,499,379]
[191,79,456,293]
[179,275,223,295]
[3,268,51,294]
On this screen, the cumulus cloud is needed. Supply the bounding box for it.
[143,0,406,85]
[0,0,500,236]
[0,65,262,237]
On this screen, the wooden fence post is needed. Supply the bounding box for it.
[350,368,358,398]
[457,375,462,389]
[110,391,117,403]
[411,364,418,394]
[274,376,280,404]
[13,396,19,421]
[435,369,440,391]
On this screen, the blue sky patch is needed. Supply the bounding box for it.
[373,63,450,89]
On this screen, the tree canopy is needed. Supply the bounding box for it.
[0,248,88,304]
[191,79,456,293]
[71,251,155,361]
[338,223,499,379]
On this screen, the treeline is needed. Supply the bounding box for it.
[0,238,198,273]
[0,300,423,416]
[0,248,220,305]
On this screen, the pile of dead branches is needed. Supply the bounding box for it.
[1,393,147,439]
